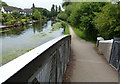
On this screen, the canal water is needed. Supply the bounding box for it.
[0,20,64,66]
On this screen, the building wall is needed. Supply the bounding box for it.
[1,7,6,13]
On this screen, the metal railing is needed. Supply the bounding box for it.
[109,38,120,73]
[0,35,71,83]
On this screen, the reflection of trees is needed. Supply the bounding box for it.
[0,21,48,37]
[51,20,57,26]
[32,22,44,33]
[1,25,27,37]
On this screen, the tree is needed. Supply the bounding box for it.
[58,2,108,41]
[51,4,56,17]
[1,2,8,6]
[33,9,42,20]
[32,3,35,8]
[55,5,58,13]
[57,11,68,21]
[32,3,35,13]
[62,2,71,8]
[94,3,120,39]
[35,7,51,18]
[12,10,20,18]
[55,5,58,16]
[58,5,62,13]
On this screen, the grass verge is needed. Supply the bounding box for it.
[56,19,70,35]
[72,27,96,45]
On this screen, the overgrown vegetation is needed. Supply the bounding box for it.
[57,2,120,41]
[57,19,70,35]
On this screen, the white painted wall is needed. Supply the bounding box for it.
[1,7,6,13]
[97,37,113,62]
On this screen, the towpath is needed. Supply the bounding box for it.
[63,25,118,82]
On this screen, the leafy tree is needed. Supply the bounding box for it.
[58,2,109,41]
[58,5,62,13]
[56,5,58,13]
[51,4,56,17]
[55,5,58,16]
[12,10,20,18]
[33,9,42,20]
[32,3,35,13]
[1,2,8,6]
[2,13,16,25]
[94,3,120,39]
[32,3,35,8]
[62,2,71,8]
[35,7,51,18]
[57,11,68,21]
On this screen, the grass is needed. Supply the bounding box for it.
[73,27,96,45]
[56,19,70,35]
[56,19,96,44]
[64,24,70,35]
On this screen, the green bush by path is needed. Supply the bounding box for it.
[57,2,120,42]
[94,3,120,39]
[64,24,69,35]
[73,27,96,44]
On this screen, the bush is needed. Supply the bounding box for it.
[94,3,120,39]
[57,12,68,21]
[21,19,27,22]
[32,9,42,20]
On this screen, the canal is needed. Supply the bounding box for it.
[0,20,64,66]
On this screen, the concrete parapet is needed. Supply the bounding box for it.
[97,37,113,62]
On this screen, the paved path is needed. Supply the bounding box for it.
[63,25,118,82]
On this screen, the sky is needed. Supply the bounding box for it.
[2,0,63,11]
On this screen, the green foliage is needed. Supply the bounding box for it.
[62,2,71,8]
[94,3,120,39]
[58,5,62,13]
[12,10,20,18]
[32,9,42,20]
[20,19,27,24]
[51,4,56,17]
[21,19,27,22]
[1,1,8,6]
[58,2,120,41]
[1,13,16,25]
[73,27,96,44]
[50,4,62,18]
[57,12,68,21]
[51,22,62,31]
[62,22,70,35]
[57,19,70,34]
[35,7,50,18]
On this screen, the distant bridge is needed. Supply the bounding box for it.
[0,35,71,83]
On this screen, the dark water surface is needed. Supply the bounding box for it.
[0,20,64,66]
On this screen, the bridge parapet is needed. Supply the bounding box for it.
[97,37,120,73]
[0,35,71,83]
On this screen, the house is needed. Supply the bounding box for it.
[1,7,33,15]
[111,0,119,4]
[24,9,33,15]
[1,6,24,14]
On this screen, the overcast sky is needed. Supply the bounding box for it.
[2,0,63,11]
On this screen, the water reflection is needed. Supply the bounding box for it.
[0,20,64,66]
[0,21,46,37]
